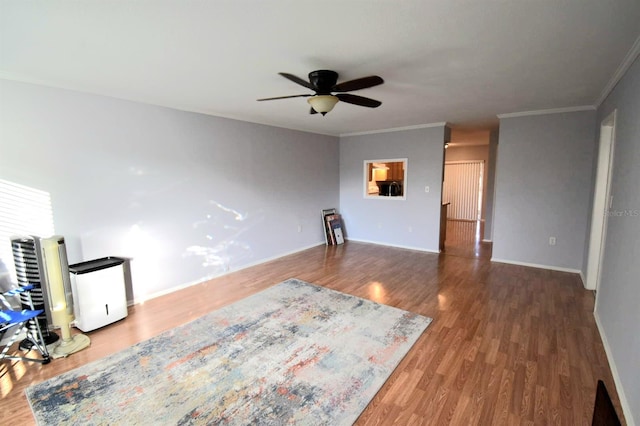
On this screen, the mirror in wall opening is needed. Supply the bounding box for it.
[364,159,407,199]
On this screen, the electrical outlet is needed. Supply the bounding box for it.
[297,224,302,233]
[549,237,556,246]
[425,186,430,193]
[408,226,413,233]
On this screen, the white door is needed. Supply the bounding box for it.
[586,110,617,293]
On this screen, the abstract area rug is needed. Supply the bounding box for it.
[26,278,432,425]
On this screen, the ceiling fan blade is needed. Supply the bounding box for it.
[336,93,382,108]
[279,73,314,90]
[310,107,318,114]
[257,94,312,101]
[332,76,384,92]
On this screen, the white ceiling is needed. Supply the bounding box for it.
[1,0,639,137]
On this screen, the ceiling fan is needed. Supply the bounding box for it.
[257,70,384,116]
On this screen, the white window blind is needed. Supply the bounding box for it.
[443,161,484,221]
[0,179,55,283]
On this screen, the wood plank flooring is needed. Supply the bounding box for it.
[442,219,492,259]
[0,239,625,424]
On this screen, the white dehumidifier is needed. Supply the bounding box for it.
[69,257,128,332]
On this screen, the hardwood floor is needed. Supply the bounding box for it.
[0,239,624,424]
[442,219,492,259]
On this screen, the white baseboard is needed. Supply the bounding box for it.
[579,271,587,288]
[490,258,581,274]
[482,239,493,243]
[345,237,440,254]
[130,241,326,305]
[594,311,636,426]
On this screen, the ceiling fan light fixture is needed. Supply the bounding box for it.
[307,95,339,116]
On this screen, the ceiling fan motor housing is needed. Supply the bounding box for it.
[309,70,338,94]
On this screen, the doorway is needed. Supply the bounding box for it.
[586,110,617,293]
[439,128,497,259]
[442,160,490,258]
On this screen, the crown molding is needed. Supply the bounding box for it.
[340,122,448,137]
[596,33,640,106]
[497,105,595,119]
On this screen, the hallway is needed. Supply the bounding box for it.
[442,219,492,259]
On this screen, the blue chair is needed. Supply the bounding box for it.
[0,285,51,364]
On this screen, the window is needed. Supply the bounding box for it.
[364,159,407,199]
[0,179,55,283]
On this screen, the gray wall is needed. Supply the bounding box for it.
[594,56,640,425]
[0,80,339,302]
[493,110,596,271]
[339,126,446,252]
